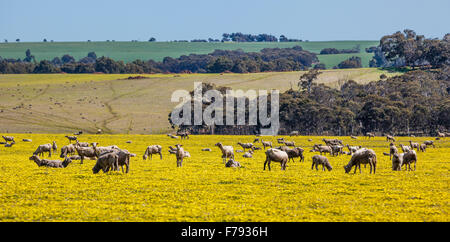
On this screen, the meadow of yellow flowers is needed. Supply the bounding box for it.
[0,133,448,221]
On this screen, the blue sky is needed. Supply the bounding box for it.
[0,0,449,42]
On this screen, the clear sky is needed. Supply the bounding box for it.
[0,0,449,42]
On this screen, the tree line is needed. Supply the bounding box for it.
[170,67,449,136]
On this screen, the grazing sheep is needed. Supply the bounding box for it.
[347,144,362,155]
[177,131,190,140]
[311,155,332,171]
[2,136,14,143]
[402,150,417,171]
[143,145,163,160]
[69,155,81,160]
[389,143,398,160]
[237,142,254,152]
[168,146,177,154]
[253,138,260,143]
[253,147,262,150]
[225,158,241,168]
[92,152,119,174]
[283,140,295,147]
[60,144,76,158]
[75,146,97,164]
[409,141,419,151]
[284,147,304,162]
[215,142,234,163]
[392,153,404,171]
[419,144,427,152]
[330,145,344,156]
[261,140,272,150]
[322,138,342,146]
[366,132,375,139]
[399,144,411,153]
[110,149,132,173]
[91,142,118,156]
[33,144,52,157]
[29,155,72,168]
[344,148,377,174]
[312,144,332,156]
[423,140,435,148]
[386,135,396,142]
[264,148,289,171]
[65,135,77,143]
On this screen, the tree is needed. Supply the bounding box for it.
[148,37,156,42]
[298,69,322,93]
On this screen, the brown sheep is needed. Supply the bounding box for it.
[237,142,254,152]
[75,145,97,164]
[283,140,295,147]
[176,131,190,140]
[75,140,90,147]
[143,145,163,160]
[65,135,77,143]
[423,140,435,148]
[419,144,427,152]
[312,144,332,156]
[409,141,419,151]
[284,147,304,162]
[60,144,76,158]
[344,148,377,174]
[110,149,131,173]
[263,148,288,171]
[4,141,15,147]
[277,138,285,144]
[2,136,15,143]
[261,140,272,149]
[402,150,417,171]
[92,152,119,174]
[386,135,396,142]
[392,153,404,171]
[215,142,234,163]
[29,155,72,168]
[389,142,398,160]
[33,144,52,157]
[311,155,332,171]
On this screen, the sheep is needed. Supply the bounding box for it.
[65,135,77,143]
[419,144,427,152]
[143,145,163,160]
[277,138,285,144]
[4,141,15,147]
[312,144,332,156]
[347,144,362,155]
[437,131,446,137]
[263,148,289,171]
[242,150,253,158]
[409,141,419,151]
[399,144,411,153]
[60,144,76,158]
[2,136,14,143]
[289,131,299,136]
[389,143,398,160]
[322,138,342,146]
[350,136,358,139]
[344,148,377,174]
[33,144,52,157]
[386,135,396,142]
[253,146,262,150]
[29,155,72,168]
[176,131,189,140]
[215,142,234,163]
[423,140,435,148]
[74,131,83,135]
[261,140,272,150]
[311,155,332,171]
[253,138,260,143]
[91,142,118,156]
[92,152,119,174]
[237,142,254,152]
[75,145,97,164]
[110,149,132,173]
[392,153,404,171]
[282,140,295,147]
[284,147,304,162]
[225,158,241,168]
[167,134,179,139]
[75,140,90,147]
[201,148,211,151]
[402,150,417,171]
[22,139,32,142]
[366,132,375,139]
[330,145,344,156]
[52,141,57,152]
[175,144,185,167]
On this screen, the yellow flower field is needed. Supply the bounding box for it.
[0,134,448,221]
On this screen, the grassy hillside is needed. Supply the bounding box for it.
[0,68,399,134]
[0,40,378,68]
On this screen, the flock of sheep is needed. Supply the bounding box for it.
[1,131,445,174]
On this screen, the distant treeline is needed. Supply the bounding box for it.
[320,45,360,54]
[171,67,450,136]
[0,46,323,74]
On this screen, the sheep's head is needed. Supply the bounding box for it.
[215,142,222,147]
[29,155,38,161]
[343,164,352,173]
[325,162,333,171]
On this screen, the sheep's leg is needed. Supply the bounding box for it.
[311,162,315,170]
[159,152,163,160]
[413,161,416,171]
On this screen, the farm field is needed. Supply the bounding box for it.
[0,134,448,221]
[0,40,378,68]
[0,68,400,134]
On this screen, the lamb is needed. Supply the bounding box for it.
[52,141,57,152]
[392,153,404,171]
[261,140,272,150]
[282,140,295,147]
[33,143,52,157]
[237,142,254,152]
[389,142,398,160]
[311,155,333,171]
[347,144,362,155]
[65,135,77,143]
[143,145,163,160]
[263,148,289,171]
[402,150,417,171]
[60,144,76,158]
[409,140,419,151]
[399,144,411,153]
[175,144,185,167]
[29,155,72,168]
[242,150,253,158]
[386,135,396,142]
[284,147,304,162]
[2,136,14,143]
[419,144,427,152]
[225,158,241,168]
[4,142,15,147]
[92,152,119,174]
[344,148,377,174]
[75,145,97,164]
[75,140,90,147]
[312,144,332,156]
[423,140,435,148]
[215,142,234,163]
[330,145,344,156]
